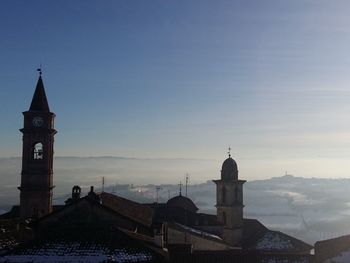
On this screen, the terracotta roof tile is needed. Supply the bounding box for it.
[99,192,154,227]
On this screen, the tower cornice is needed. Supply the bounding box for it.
[19,128,57,135]
[213,179,246,184]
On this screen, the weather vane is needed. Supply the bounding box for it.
[228,147,231,158]
[37,65,42,76]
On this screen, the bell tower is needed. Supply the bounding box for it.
[18,71,57,219]
[213,149,246,247]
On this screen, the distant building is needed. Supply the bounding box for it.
[0,73,314,263]
[149,155,313,258]
[315,235,350,263]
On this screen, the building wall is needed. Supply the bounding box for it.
[222,228,243,247]
[217,207,243,229]
[216,183,243,206]
[19,190,52,219]
[35,199,151,237]
[315,235,350,263]
[214,180,245,246]
[166,227,233,251]
[20,111,56,219]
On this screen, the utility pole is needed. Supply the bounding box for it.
[185,173,190,197]
[112,183,117,194]
[156,186,162,203]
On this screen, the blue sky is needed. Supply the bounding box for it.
[1,0,350,180]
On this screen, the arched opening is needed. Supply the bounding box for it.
[222,186,226,204]
[72,185,81,200]
[33,143,43,160]
[235,186,239,203]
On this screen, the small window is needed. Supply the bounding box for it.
[223,211,227,225]
[222,186,226,204]
[33,143,43,160]
[235,186,239,202]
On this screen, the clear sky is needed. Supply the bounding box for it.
[1,0,350,180]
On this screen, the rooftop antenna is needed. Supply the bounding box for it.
[185,173,190,197]
[101,177,105,192]
[179,181,182,196]
[228,146,231,158]
[156,186,162,203]
[112,183,117,194]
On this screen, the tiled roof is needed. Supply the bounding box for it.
[99,192,154,228]
[1,225,164,263]
[148,203,218,227]
[0,242,155,263]
[242,218,313,252]
[0,228,18,252]
[0,206,20,220]
[0,221,29,253]
[242,218,268,248]
[0,205,64,220]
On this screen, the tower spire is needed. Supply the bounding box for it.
[228,147,231,158]
[29,69,50,112]
[19,72,56,219]
[37,67,42,76]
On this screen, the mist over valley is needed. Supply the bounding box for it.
[1,156,350,244]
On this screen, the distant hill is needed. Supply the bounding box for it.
[1,156,350,244]
[0,156,218,208]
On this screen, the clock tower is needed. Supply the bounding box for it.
[18,72,57,219]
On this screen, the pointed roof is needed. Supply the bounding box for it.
[29,76,50,112]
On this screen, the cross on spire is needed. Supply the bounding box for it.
[179,181,182,196]
[37,66,42,76]
[185,173,189,197]
[29,69,50,112]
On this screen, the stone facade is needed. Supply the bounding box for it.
[213,156,246,246]
[18,76,56,219]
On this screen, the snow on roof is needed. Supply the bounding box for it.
[258,256,310,263]
[175,223,223,241]
[0,227,18,251]
[325,250,350,263]
[0,242,153,263]
[255,231,294,250]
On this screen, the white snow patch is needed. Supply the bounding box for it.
[255,232,294,250]
[325,250,350,263]
[260,258,309,263]
[0,242,153,263]
[175,223,222,240]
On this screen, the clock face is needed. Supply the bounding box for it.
[32,116,44,127]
